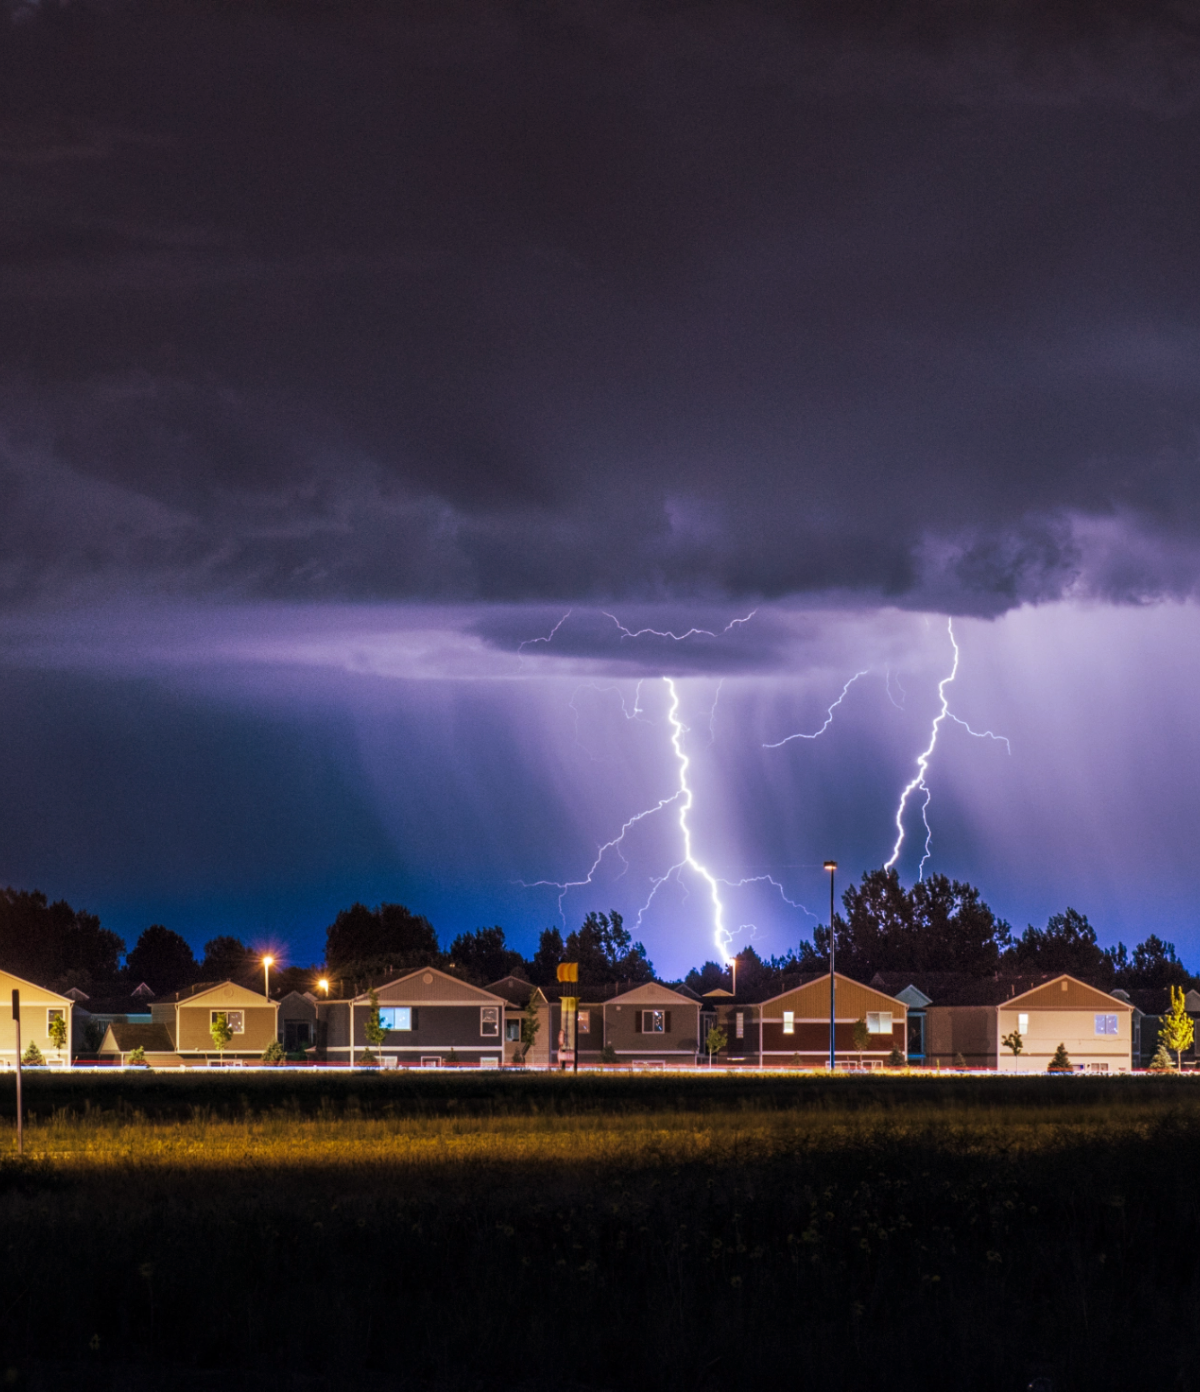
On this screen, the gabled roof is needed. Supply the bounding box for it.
[1005,974,1132,1011]
[0,968,74,1005]
[74,996,155,1017]
[355,964,506,1006]
[893,983,934,1009]
[603,981,698,1008]
[760,971,904,1015]
[486,975,543,1007]
[99,1021,176,1053]
[159,980,271,1007]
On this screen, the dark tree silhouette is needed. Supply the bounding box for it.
[324,902,441,984]
[447,925,524,984]
[125,924,197,993]
[0,886,124,989]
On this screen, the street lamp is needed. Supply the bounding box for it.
[318,978,330,996]
[263,955,274,999]
[823,861,837,1071]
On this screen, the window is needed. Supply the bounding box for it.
[866,1012,893,1035]
[1018,1013,1029,1034]
[642,1010,665,1033]
[481,1006,500,1037]
[47,1008,65,1030]
[782,1011,795,1035]
[505,1020,521,1042]
[1088,1062,1109,1073]
[211,1010,244,1034]
[735,1011,744,1040]
[577,1010,590,1034]
[1094,1014,1119,1036]
[379,1007,412,1031]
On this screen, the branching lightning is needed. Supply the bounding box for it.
[762,670,869,748]
[885,618,1010,879]
[517,610,572,664]
[604,610,757,642]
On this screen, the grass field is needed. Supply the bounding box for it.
[0,1073,1197,1391]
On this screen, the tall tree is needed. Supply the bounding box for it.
[447,926,524,984]
[564,911,654,988]
[1127,935,1190,990]
[125,925,198,994]
[529,927,564,986]
[324,902,440,983]
[814,869,1010,979]
[0,886,124,989]
[201,935,253,981]
[1158,985,1195,1071]
[1006,908,1109,981]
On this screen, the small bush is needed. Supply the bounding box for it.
[261,1040,286,1064]
[21,1041,44,1066]
[600,1044,618,1065]
[127,1045,148,1068]
[953,1052,967,1070]
[887,1046,905,1068]
[356,1049,379,1066]
[1149,1043,1176,1072]
[1048,1042,1072,1073]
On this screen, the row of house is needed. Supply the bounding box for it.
[0,964,1191,1072]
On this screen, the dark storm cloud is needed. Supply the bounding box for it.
[4,0,1200,614]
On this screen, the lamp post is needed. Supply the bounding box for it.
[263,955,274,1000]
[823,861,837,1071]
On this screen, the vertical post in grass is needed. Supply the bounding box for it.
[12,989,22,1156]
[824,861,837,1071]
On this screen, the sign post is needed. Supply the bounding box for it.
[12,989,22,1157]
[556,963,579,1073]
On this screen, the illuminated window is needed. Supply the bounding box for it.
[1094,1014,1119,1036]
[642,1010,665,1033]
[866,1012,893,1035]
[480,1007,500,1037]
[1018,1013,1029,1034]
[735,1011,744,1040]
[211,1010,244,1034]
[379,1007,412,1031]
[47,1008,65,1030]
[577,1010,590,1034]
[782,1011,794,1035]
[505,1020,521,1042]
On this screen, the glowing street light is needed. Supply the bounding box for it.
[823,861,837,1071]
[263,955,274,1000]
[318,978,330,996]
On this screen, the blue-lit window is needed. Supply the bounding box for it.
[1094,1014,1119,1036]
[380,1007,412,1031]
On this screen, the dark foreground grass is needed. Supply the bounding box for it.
[0,1075,1197,1392]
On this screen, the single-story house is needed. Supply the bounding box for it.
[95,1021,183,1068]
[0,969,74,1066]
[97,980,278,1064]
[317,966,508,1066]
[920,974,1134,1072]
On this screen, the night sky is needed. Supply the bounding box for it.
[3,0,1200,978]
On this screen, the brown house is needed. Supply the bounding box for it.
[581,981,701,1066]
[486,975,552,1065]
[318,966,508,1067]
[756,973,907,1069]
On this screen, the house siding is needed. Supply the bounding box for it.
[178,1004,277,1054]
[926,1005,996,1068]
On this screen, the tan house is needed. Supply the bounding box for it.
[755,973,908,1068]
[0,969,74,1067]
[486,976,552,1065]
[925,973,1133,1073]
[97,980,278,1064]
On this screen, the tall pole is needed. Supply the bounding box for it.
[12,990,22,1157]
[824,862,837,1071]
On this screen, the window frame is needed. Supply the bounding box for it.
[379,1006,412,1032]
[782,1010,795,1036]
[1018,1013,1029,1034]
[480,1006,500,1037]
[735,1010,744,1040]
[866,1011,893,1036]
[577,1009,590,1035]
[642,1010,665,1034]
[504,1019,521,1042]
[211,1009,245,1035]
[1094,1013,1119,1037]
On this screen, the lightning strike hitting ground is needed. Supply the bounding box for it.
[885,618,1010,879]
[762,669,870,747]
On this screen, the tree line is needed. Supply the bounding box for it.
[0,869,1193,999]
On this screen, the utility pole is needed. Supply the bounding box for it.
[824,862,837,1071]
[12,989,22,1157]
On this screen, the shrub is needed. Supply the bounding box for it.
[1048,1042,1072,1073]
[1149,1042,1176,1072]
[887,1046,905,1068]
[21,1041,44,1066]
[261,1040,286,1064]
[953,1052,967,1070]
[356,1049,379,1066]
[127,1046,148,1068]
[600,1044,618,1065]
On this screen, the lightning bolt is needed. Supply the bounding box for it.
[517,610,572,663]
[762,670,869,748]
[885,617,1010,879]
[604,610,757,641]
[885,667,906,710]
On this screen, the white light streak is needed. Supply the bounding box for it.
[762,670,869,748]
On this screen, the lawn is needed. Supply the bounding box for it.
[0,1074,1197,1391]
